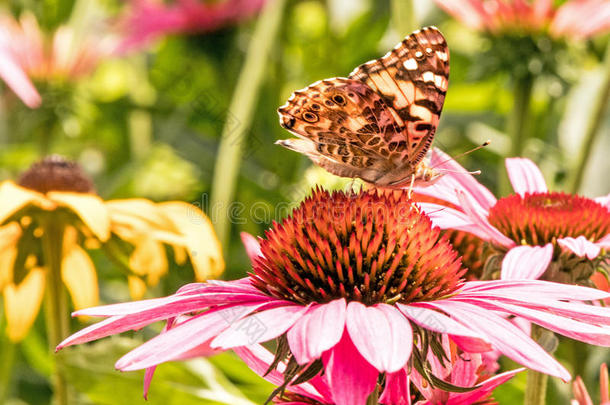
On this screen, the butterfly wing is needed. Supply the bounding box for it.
[349,26,449,168]
[277,78,409,184]
[276,26,449,187]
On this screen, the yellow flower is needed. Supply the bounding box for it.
[0,156,224,342]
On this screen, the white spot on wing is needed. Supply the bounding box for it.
[422,71,435,83]
[403,59,418,70]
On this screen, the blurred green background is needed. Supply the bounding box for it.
[0,0,608,403]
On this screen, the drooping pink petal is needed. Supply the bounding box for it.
[211,304,308,349]
[446,369,524,405]
[114,309,233,371]
[463,298,610,346]
[505,158,548,196]
[379,368,410,405]
[346,302,412,373]
[460,280,610,301]
[323,331,378,405]
[501,244,553,280]
[143,366,156,400]
[397,304,491,352]
[558,236,602,260]
[240,232,262,262]
[457,190,515,248]
[423,300,571,381]
[287,299,346,364]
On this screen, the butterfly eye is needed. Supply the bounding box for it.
[302,111,319,123]
[332,94,346,105]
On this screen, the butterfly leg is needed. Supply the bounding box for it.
[406,174,416,199]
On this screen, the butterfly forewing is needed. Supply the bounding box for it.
[349,26,449,166]
[277,26,449,188]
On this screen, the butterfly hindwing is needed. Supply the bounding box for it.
[277,78,406,184]
[349,26,449,166]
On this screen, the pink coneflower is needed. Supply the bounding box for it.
[0,12,115,108]
[233,341,522,405]
[57,188,610,405]
[572,363,609,405]
[434,0,610,40]
[416,149,610,284]
[117,0,266,52]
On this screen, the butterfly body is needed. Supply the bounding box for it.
[277,26,449,188]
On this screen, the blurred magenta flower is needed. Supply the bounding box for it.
[57,188,610,405]
[117,0,266,52]
[435,0,610,39]
[572,363,609,405]
[234,340,522,405]
[416,149,610,283]
[0,12,116,108]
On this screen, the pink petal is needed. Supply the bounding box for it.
[287,299,346,364]
[423,300,571,381]
[457,191,516,248]
[501,244,553,280]
[379,368,410,405]
[448,368,524,405]
[398,304,489,345]
[0,49,41,108]
[460,280,610,301]
[595,193,610,209]
[558,236,601,259]
[346,302,412,373]
[505,158,548,196]
[240,232,262,263]
[143,366,156,399]
[465,298,610,346]
[115,309,232,371]
[211,305,308,349]
[417,148,497,211]
[323,331,378,405]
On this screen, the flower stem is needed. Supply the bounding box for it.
[391,0,417,34]
[0,338,16,402]
[41,218,69,405]
[499,74,534,195]
[524,324,549,405]
[570,40,610,193]
[210,0,287,249]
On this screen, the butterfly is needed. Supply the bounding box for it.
[276,26,449,188]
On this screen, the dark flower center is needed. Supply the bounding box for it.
[488,192,610,246]
[251,188,465,306]
[18,155,95,194]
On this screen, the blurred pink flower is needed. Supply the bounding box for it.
[572,363,609,405]
[434,0,610,39]
[416,149,610,282]
[0,12,116,108]
[57,189,610,405]
[117,0,266,52]
[234,341,523,405]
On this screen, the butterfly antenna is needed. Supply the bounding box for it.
[430,140,491,170]
[435,168,482,176]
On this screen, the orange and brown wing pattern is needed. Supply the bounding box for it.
[277,78,408,185]
[349,26,449,166]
